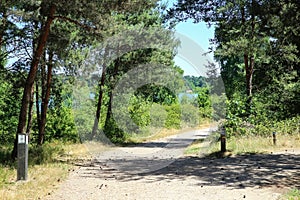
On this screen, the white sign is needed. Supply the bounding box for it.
[18,135,27,144]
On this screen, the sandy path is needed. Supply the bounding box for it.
[46,128,300,200]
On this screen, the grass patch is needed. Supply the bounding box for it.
[184,132,300,156]
[184,138,206,155]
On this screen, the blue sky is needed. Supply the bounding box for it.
[164,0,216,76]
[175,21,215,76]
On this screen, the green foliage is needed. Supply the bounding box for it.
[183,75,207,90]
[45,106,78,143]
[211,93,226,121]
[72,79,97,140]
[149,103,168,128]
[168,1,300,138]
[136,85,178,105]
[224,112,300,138]
[128,95,151,127]
[0,73,22,145]
[164,103,181,129]
[197,87,212,118]
[104,117,128,144]
[0,146,13,166]
[180,104,199,127]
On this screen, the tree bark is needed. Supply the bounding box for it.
[38,51,53,145]
[36,78,41,133]
[246,4,256,112]
[91,49,109,138]
[104,89,113,130]
[11,4,56,159]
[104,50,120,131]
[26,86,35,139]
[241,5,254,115]
[37,52,46,140]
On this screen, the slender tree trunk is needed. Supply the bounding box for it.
[11,5,56,159]
[38,51,53,145]
[38,52,46,139]
[246,5,256,112]
[26,86,35,139]
[104,50,120,131]
[36,77,41,134]
[104,89,113,130]
[91,49,109,138]
[26,23,38,138]
[241,5,254,115]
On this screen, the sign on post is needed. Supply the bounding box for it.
[17,133,28,181]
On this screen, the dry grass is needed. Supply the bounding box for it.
[129,120,213,143]
[0,163,70,200]
[0,141,109,200]
[61,141,111,160]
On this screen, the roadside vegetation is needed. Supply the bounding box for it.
[185,123,300,157]
[0,0,299,199]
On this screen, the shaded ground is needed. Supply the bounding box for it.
[45,128,300,200]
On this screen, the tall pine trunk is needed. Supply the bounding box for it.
[11,5,56,159]
[91,49,109,138]
[104,89,113,129]
[36,77,41,132]
[26,86,35,139]
[104,51,120,133]
[241,5,255,115]
[38,51,53,145]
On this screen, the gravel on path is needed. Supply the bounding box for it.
[46,128,300,200]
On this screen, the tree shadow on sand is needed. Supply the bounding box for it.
[78,151,300,190]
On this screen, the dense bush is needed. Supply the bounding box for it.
[223,92,300,138]
[104,117,128,144]
[164,103,181,129]
[45,106,78,142]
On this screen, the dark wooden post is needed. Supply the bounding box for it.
[17,133,28,181]
[221,127,226,152]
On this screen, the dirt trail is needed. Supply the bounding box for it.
[46,128,300,200]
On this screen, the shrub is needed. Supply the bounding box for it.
[164,103,181,129]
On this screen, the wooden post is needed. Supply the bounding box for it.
[221,128,226,152]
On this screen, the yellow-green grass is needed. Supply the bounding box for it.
[185,133,300,156]
[281,188,300,200]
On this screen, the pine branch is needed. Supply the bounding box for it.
[53,15,96,32]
